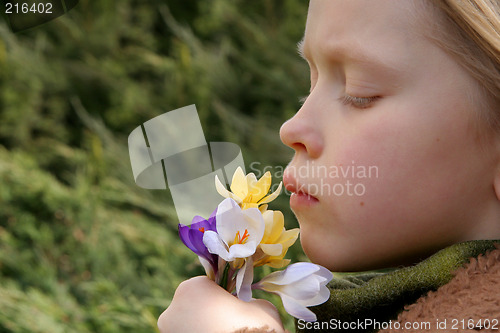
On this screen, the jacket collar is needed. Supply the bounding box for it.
[297,240,500,333]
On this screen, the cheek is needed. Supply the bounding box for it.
[325,118,420,218]
[307,104,493,270]
[330,103,474,217]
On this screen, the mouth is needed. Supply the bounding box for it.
[283,170,319,209]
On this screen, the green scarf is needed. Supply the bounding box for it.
[296,240,499,333]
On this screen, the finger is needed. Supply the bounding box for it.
[158,276,285,333]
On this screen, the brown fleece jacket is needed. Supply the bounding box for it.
[233,243,500,333]
[380,245,500,333]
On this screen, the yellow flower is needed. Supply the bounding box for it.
[253,210,299,268]
[215,167,282,210]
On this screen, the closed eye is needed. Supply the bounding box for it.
[340,95,380,109]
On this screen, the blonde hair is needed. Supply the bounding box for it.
[425,0,500,130]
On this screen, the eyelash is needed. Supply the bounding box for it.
[299,95,308,105]
[340,95,380,109]
[298,94,380,109]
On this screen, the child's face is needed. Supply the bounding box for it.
[280,0,500,271]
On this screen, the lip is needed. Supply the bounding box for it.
[283,170,319,209]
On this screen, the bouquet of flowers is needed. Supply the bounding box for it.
[178,167,332,321]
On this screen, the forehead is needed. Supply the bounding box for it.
[302,0,423,65]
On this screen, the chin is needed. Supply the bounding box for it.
[299,232,339,271]
[299,232,410,272]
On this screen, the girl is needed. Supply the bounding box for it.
[158,0,500,332]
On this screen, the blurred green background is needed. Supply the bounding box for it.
[0,1,310,332]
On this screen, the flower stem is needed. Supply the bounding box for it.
[219,262,231,291]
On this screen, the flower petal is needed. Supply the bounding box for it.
[276,277,320,300]
[258,204,268,213]
[208,207,218,220]
[190,215,206,225]
[230,167,249,200]
[216,198,244,243]
[179,224,208,257]
[227,242,259,259]
[198,256,215,280]
[215,198,265,262]
[260,243,283,256]
[179,224,195,251]
[261,210,284,244]
[295,283,331,307]
[215,175,242,203]
[241,202,259,210]
[241,210,266,244]
[258,181,282,204]
[188,228,210,257]
[252,263,332,321]
[245,173,258,191]
[278,293,317,322]
[248,171,271,202]
[217,199,264,245]
[312,265,334,284]
[264,258,290,269]
[260,262,322,286]
[203,230,230,261]
[276,229,300,250]
[236,257,254,302]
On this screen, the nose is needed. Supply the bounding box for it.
[279,103,324,159]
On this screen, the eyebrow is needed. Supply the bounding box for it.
[296,36,403,80]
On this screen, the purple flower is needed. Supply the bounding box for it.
[179,209,218,275]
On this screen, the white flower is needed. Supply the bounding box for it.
[203,198,265,262]
[198,256,215,281]
[253,262,333,322]
[235,257,254,302]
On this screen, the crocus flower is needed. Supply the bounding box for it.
[178,209,218,278]
[253,210,300,268]
[203,198,265,262]
[253,263,333,322]
[235,257,254,302]
[215,167,282,210]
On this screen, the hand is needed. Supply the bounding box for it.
[158,276,285,333]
